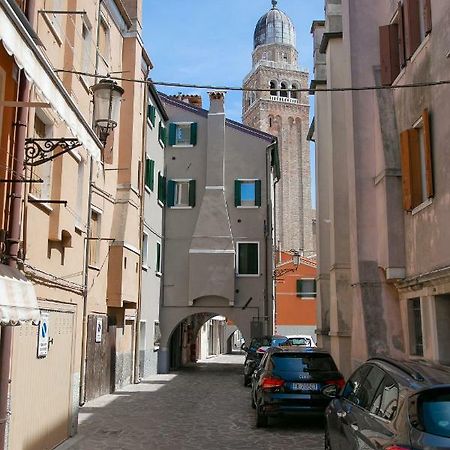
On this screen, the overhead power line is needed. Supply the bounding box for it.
[54,69,450,93]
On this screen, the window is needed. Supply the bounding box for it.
[342,365,372,402]
[153,321,161,350]
[237,242,259,276]
[296,279,317,298]
[408,298,423,356]
[234,180,261,207]
[291,83,298,99]
[98,17,110,63]
[157,172,166,205]
[147,104,156,127]
[280,82,288,98]
[30,113,53,200]
[435,295,450,363]
[167,180,196,208]
[370,375,399,420]
[156,242,162,275]
[400,109,433,211]
[270,80,278,96]
[89,208,101,266]
[80,20,93,87]
[168,123,197,147]
[142,232,149,268]
[158,121,167,146]
[145,158,155,191]
[379,0,432,86]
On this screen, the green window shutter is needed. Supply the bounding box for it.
[296,279,302,297]
[255,180,262,207]
[147,105,152,122]
[169,123,177,146]
[162,176,167,204]
[149,105,156,126]
[190,123,198,146]
[189,180,196,207]
[234,180,241,207]
[148,160,155,191]
[167,180,175,207]
[158,122,162,141]
[156,242,161,273]
[157,173,163,203]
[145,158,151,188]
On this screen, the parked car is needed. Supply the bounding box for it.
[287,335,317,347]
[242,335,289,386]
[325,356,450,450]
[251,346,344,427]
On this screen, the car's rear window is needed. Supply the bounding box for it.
[416,388,450,438]
[271,353,337,372]
[272,337,289,346]
[288,337,311,346]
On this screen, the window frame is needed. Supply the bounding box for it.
[236,241,260,277]
[296,278,317,299]
[155,241,162,276]
[169,179,195,209]
[235,179,262,208]
[408,297,424,357]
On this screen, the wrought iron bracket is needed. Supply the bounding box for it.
[24,138,82,166]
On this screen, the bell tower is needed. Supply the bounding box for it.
[242,1,314,256]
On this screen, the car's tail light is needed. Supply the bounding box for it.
[325,378,345,390]
[261,376,284,390]
[384,446,413,450]
[256,347,267,354]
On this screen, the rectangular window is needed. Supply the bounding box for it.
[235,179,261,207]
[167,180,196,208]
[147,104,156,127]
[237,242,259,276]
[142,232,149,268]
[296,279,317,298]
[154,321,161,350]
[158,121,167,146]
[145,158,155,191]
[168,123,198,147]
[156,242,162,274]
[408,298,423,356]
[400,109,433,211]
[89,209,102,266]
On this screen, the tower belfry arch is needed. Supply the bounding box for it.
[243,1,314,256]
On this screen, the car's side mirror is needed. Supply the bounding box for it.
[322,385,339,399]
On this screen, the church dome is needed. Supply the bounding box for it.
[253,1,296,49]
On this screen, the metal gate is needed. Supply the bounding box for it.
[9,309,74,450]
[85,314,115,401]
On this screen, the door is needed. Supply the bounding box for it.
[9,310,74,450]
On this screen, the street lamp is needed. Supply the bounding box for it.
[91,79,124,145]
[273,250,301,279]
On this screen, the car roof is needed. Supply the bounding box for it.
[368,357,450,388]
[268,346,331,355]
[286,335,313,339]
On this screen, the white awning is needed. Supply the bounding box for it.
[0,265,40,325]
[0,0,102,161]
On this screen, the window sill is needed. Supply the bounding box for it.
[28,194,53,214]
[75,223,85,234]
[142,265,148,272]
[237,205,260,209]
[153,346,160,352]
[157,200,164,208]
[147,118,154,129]
[170,206,193,210]
[155,271,162,278]
[411,198,433,216]
[172,144,194,148]
[158,139,165,149]
[236,274,261,278]
[144,186,153,195]
[88,265,101,272]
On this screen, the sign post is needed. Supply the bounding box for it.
[37,312,49,358]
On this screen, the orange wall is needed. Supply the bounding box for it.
[275,252,317,326]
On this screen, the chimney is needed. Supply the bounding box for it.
[208,91,225,114]
[171,94,203,108]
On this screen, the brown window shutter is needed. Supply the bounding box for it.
[422,109,434,198]
[398,3,406,68]
[404,0,421,59]
[400,129,422,210]
[379,24,400,86]
[424,0,432,34]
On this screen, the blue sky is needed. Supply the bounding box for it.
[142,0,325,205]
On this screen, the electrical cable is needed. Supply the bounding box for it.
[53,68,450,93]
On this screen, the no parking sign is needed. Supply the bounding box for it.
[37,312,49,358]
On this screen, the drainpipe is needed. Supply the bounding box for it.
[133,68,149,384]
[271,141,280,335]
[0,1,35,446]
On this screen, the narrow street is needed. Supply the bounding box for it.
[59,354,325,450]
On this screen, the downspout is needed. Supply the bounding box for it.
[79,0,102,406]
[0,0,35,445]
[271,141,280,335]
[133,68,149,384]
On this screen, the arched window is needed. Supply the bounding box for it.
[270,80,278,97]
[280,82,288,98]
[291,83,298,99]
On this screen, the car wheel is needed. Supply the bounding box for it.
[324,427,331,450]
[256,406,268,428]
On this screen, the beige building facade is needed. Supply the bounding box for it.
[243,1,314,257]
[312,0,449,376]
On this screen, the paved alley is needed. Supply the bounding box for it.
[58,354,325,450]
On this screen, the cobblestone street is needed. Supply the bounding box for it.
[58,354,325,450]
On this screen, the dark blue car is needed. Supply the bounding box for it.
[251,346,344,427]
[325,357,450,450]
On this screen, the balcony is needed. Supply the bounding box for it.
[270,95,301,104]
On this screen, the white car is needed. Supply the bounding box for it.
[286,335,317,347]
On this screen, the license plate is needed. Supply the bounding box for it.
[291,383,320,391]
